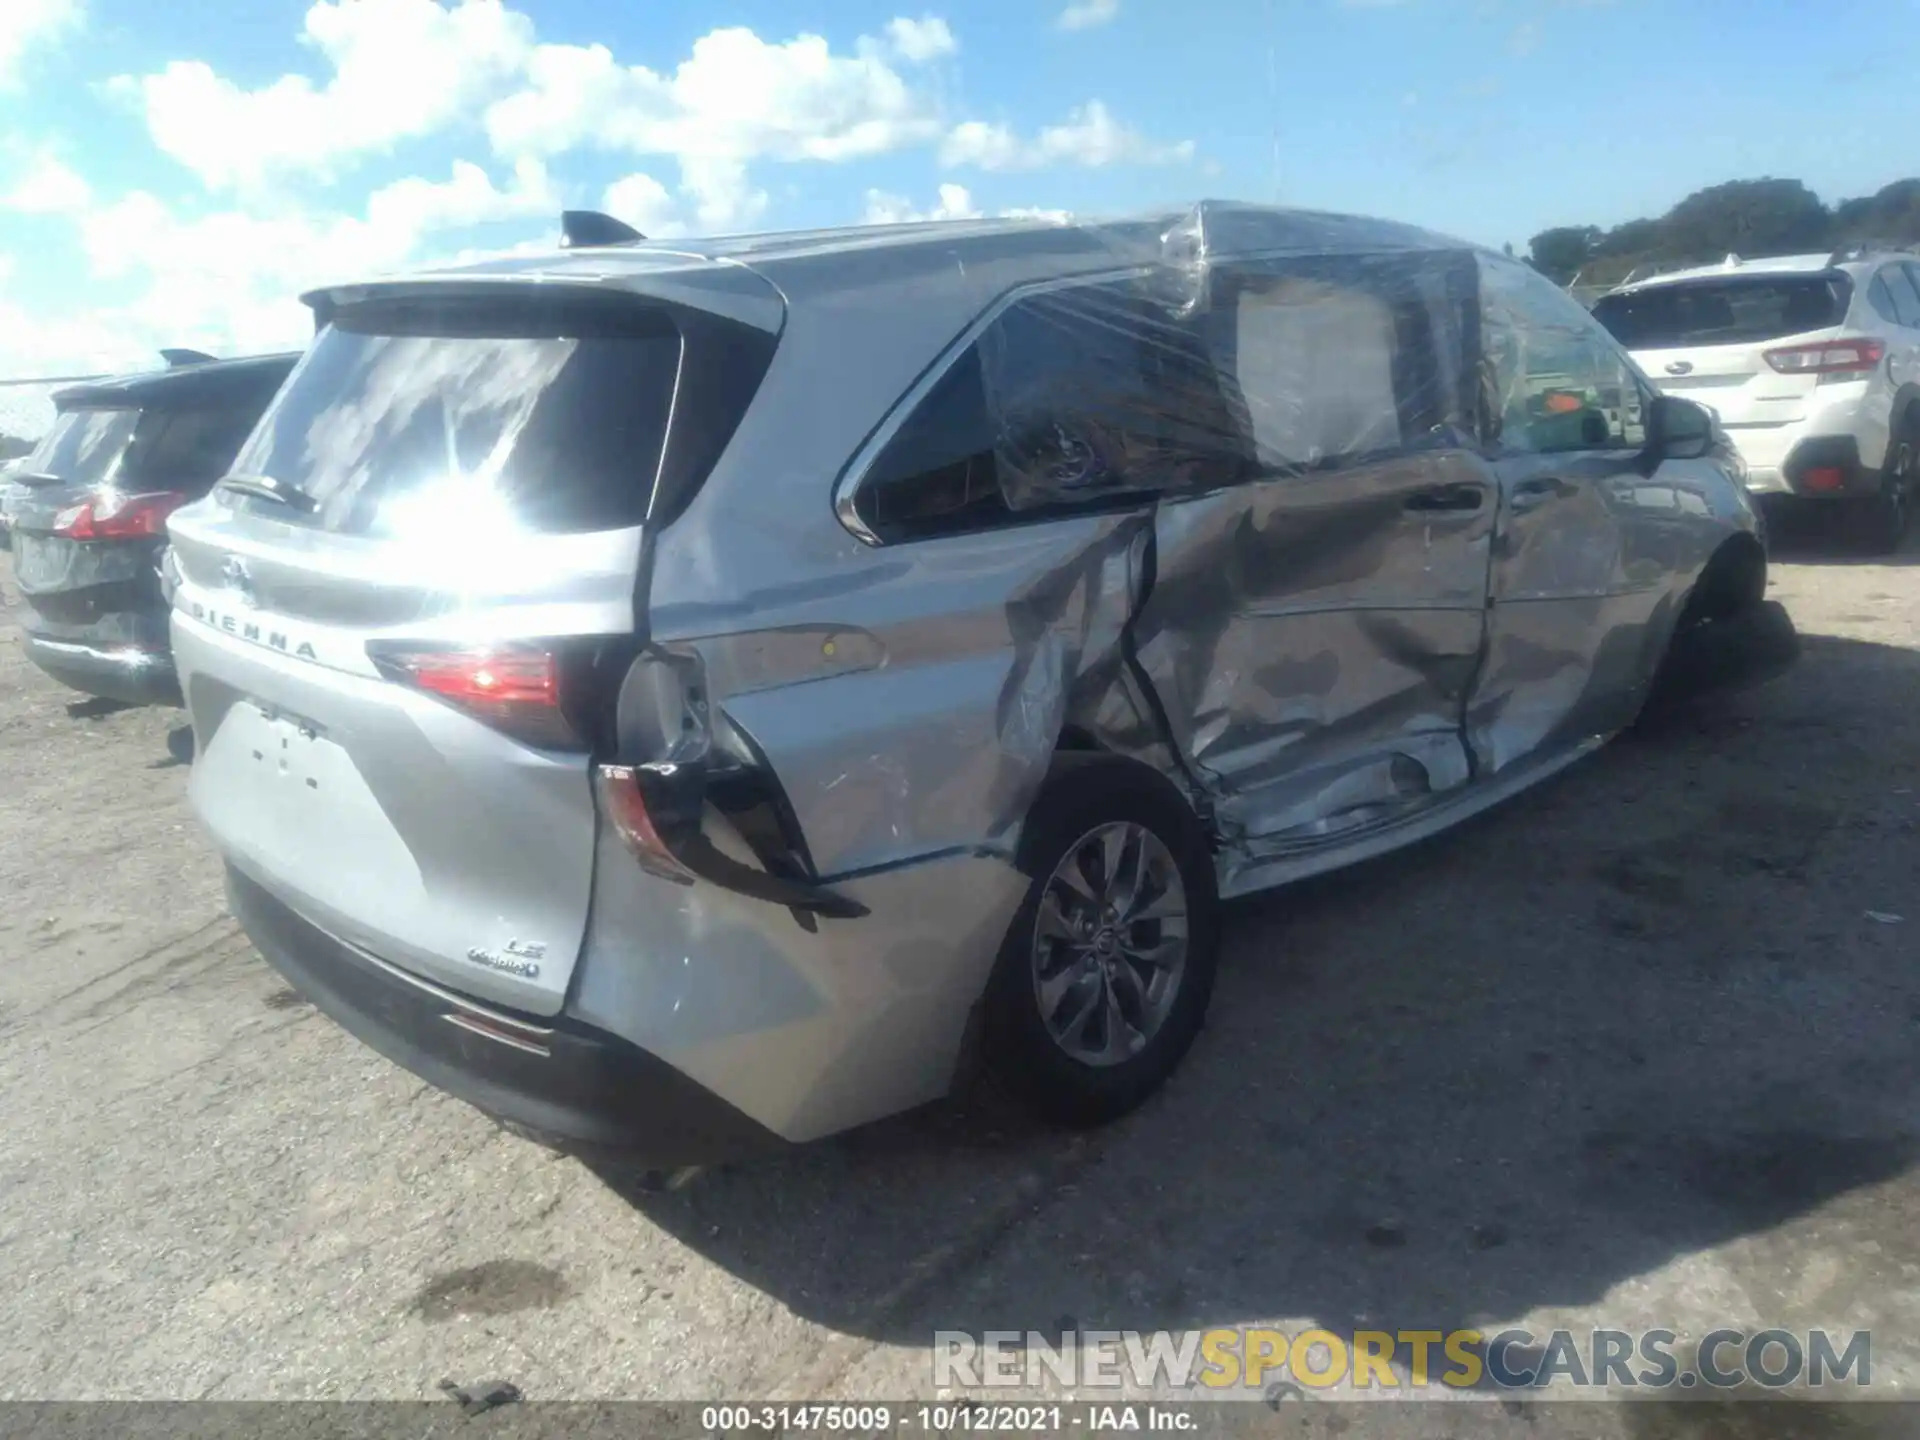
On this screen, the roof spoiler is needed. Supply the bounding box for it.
[159,348,216,368]
[560,210,645,249]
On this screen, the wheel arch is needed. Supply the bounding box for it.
[1683,530,1768,627]
[1890,382,1920,453]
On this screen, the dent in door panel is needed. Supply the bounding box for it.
[1130,451,1491,844]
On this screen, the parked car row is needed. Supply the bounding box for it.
[8,202,1797,1165]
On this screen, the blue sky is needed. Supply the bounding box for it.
[0,0,1913,378]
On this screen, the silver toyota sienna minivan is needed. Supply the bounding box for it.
[167,202,1780,1163]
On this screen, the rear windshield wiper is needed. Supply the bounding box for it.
[217,472,320,514]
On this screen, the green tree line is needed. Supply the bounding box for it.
[1528,177,1920,289]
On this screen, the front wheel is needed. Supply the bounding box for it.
[985,755,1220,1127]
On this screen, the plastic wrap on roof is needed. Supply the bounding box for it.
[940,201,1477,514]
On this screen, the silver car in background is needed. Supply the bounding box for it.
[165,202,1780,1163]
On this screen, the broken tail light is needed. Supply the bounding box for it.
[595,763,697,885]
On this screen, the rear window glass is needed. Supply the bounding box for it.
[226,299,686,537]
[121,404,269,491]
[1592,276,1851,349]
[23,408,138,489]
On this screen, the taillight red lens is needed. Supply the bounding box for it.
[367,644,582,750]
[594,764,696,884]
[1763,338,1885,375]
[52,491,189,540]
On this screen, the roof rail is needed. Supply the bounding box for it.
[559,210,645,249]
[1826,239,1920,267]
[159,348,216,368]
[1620,259,1688,286]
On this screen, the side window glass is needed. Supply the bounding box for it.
[1480,257,1641,454]
[1205,254,1472,474]
[1882,266,1920,329]
[977,282,1243,510]
[855,350,1004,538]
[1231,275,1403,466]
[854,280,1243,542]
[1869,274,1904,326]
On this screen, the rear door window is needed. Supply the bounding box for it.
[1592,276,1852,349]
[227,297,691,538]
[1206,251,1473,470]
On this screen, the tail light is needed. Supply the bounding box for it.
[594,764,696,885]
[1763,338,1885,376]
[366,642,582,751]
[52,490,189,540]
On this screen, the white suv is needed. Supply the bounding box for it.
[1593,248,1920,552]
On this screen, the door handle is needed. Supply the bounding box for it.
[1404,484,1485,514]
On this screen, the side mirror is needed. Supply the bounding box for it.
[1648,395,1715,462]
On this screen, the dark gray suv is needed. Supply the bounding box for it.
[10,352,295,703]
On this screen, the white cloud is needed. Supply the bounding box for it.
[114,0,534,189]
[860,189,1073,225]
[601,172,682,237]
[861,182,981,224]
[0,0,80,88]
[3,151,91,213]
[1056,0,1119,30]
[486,24,943,169]
[883,15,957,61]
[8,5,1192,376]
[0,158,556,377]
[941,102,1192,171]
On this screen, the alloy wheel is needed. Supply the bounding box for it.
[1030,821,1189,1067]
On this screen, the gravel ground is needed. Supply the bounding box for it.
[0,515,1916,1415]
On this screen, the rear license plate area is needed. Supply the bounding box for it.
[241,700,332,792]
[13,534,72,590]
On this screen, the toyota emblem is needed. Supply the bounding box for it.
[220,554,256,605]
[1665,361,1694,376]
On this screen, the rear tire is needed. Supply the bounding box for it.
[1850,429,1915,555]
[985,755,1220,1127]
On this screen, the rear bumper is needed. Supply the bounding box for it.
[20,633,179,705]
[1772,435,1883,500]
[226,863,787,1164]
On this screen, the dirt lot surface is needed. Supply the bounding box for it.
[0,519,1916,1420]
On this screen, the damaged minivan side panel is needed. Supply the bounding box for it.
[575,256,1187,1138]
[579,235,1505,1136]
[1128,250,1496,876]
